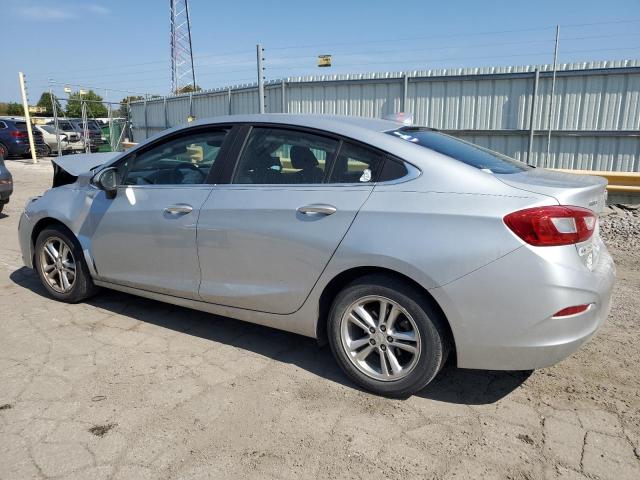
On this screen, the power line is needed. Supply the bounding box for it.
[31,17,640,78]
[267,46,640,74]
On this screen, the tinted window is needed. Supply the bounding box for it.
[388,129,529,174]
[0,122,6,129]
[121,129,228,186]
[328,142,385,183]
[232,127,338,185]
[379,157,409,182]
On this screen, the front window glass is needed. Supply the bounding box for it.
[232,127,338,184]
[388,128,530,174]
[121,129,228,186]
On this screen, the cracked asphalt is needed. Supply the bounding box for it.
[1,158,639,480]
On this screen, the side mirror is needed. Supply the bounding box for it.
[94,167,119,199]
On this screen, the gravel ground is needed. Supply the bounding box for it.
[0,159,639,480]
[600,204,640,251]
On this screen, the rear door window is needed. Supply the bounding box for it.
[328,141,385,183]
[388,128,529,174]
[232,127,338,185]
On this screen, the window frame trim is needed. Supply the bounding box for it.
[223,122,415,187]
[108,124,239,187]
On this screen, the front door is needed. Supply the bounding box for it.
[197,126,387,314]
[89,127,230,298]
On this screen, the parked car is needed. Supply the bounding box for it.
[0,117,48,159]
[35,125,75,155]
[68,119,105,148]
[17,114,615,397]
[47,120,100,153]
[0,156,12,214]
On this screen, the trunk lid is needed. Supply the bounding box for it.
[495,168,608,214]
[496,168,608,271]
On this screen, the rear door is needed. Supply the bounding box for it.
[197,125,387,314]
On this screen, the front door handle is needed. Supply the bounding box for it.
[297,204,337,215]
[164,204,193,215]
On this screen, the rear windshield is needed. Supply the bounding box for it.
[15,122,28,130]
[387,128,530,174]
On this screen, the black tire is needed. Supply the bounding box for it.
[34,225,99,303]
[44,145,52,157]
[0,143,8,159]
[0,204,4,214]
[328,274,450,397]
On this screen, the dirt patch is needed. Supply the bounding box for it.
[88,423,117,437]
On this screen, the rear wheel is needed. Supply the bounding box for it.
[0,143,8,159]
[34,225,99,302]
[328,275,449,397]
[43,145,52,157]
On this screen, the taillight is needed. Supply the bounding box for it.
[10,130,28,138]
[504,206,596,246]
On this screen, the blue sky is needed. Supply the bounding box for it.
[2,0,640,103]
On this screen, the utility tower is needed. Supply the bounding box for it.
[170,0,196,94]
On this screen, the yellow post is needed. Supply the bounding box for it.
[18,72,37,164]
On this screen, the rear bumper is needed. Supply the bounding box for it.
[0,187,12,204]
[6,140,47,156]
[430,237,616,370]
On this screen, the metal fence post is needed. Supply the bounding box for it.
[402,73,409,113]
[143,97,148,140]
[545,25,560,167]
[257,44,265,114]
[281,79,286,113]
[49,87,62,157]
[527,69,540,165]
[164,96,169,129]
[227,87,232,115]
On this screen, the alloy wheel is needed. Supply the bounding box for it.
[39,236,76,293]
[340,295,421,381]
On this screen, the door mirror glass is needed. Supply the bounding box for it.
[95,167,119,198]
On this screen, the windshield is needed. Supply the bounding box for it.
[387,128,530,174]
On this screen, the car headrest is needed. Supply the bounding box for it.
[290,146,319,170]
[245,152,281,171]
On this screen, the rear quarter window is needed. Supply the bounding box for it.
[388,128,529,174]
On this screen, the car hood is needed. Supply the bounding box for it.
[52,152,120,187]
[52,152,120,176]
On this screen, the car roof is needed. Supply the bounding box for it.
[188,114,404,134]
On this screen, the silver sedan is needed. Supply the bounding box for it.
[17,114,615,396]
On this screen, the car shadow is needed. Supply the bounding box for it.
[10,266,530,404]
[0,213,8,220]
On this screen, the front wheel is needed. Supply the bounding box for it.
[328,275,449,397]
[34,225,99,302]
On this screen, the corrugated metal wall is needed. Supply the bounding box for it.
[130,60,640,171]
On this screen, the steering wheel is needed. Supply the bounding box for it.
[173,163,206,184]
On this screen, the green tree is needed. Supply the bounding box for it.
[118,95,144,117]
[36,92,64,117]
[65,90,108,118]
[6,102,23,116]
[175,84,202,95]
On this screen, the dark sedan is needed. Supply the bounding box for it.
[0,156,12,214]
[0,118,47,159]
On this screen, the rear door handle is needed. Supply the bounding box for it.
[297,204,337,215]
[164,204,193,215]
